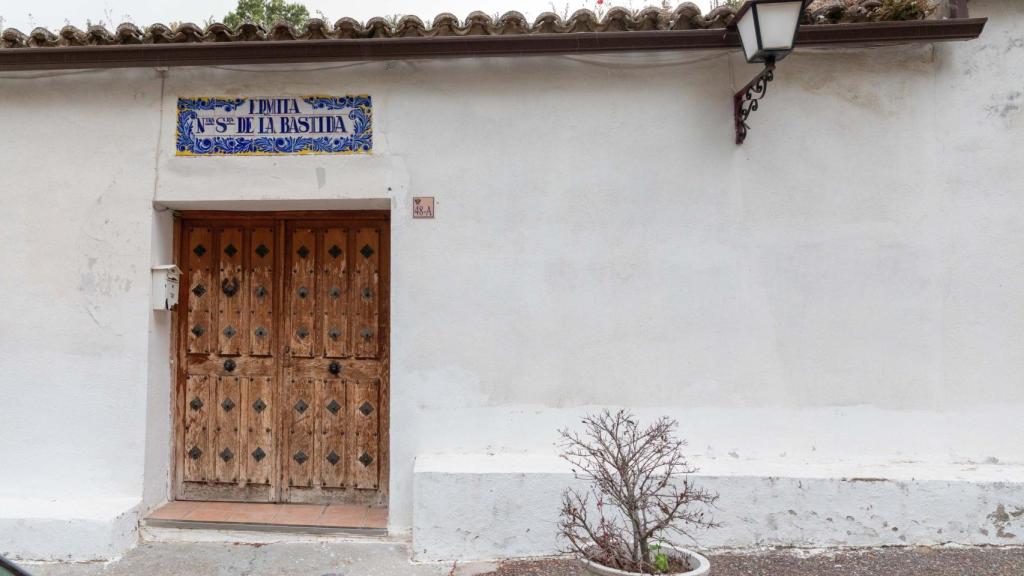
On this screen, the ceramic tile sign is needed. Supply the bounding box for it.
[176,96,372,156]
[413,197,435,219]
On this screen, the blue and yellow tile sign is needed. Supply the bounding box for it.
[176,95,372,156]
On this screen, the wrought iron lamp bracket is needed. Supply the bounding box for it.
[734,58,777,145]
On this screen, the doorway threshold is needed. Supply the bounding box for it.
[145,501,387,536]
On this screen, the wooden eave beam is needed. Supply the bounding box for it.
[0,18,987,72]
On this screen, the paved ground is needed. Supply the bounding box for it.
[19,541,1024,576]
[479,548,1024,575]
[22,542,492,576]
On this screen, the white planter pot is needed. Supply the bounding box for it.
[580,546,710,576]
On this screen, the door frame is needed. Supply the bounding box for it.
[169,210,391,506]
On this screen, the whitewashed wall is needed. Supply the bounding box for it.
[1,0,1022,561]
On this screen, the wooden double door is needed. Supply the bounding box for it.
[174,212,389,505]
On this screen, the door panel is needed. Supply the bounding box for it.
[183,374,212,482]
[177,215,388,506]
[213,375,242,483]
[217,227,246,356]
[288,228,317,358]
[319,378,348,488]
[352,227,380,359]
[286,376,317,489]
[249,227,275,357]
[242,376,274,485]
[350,378,380,490]
[322,227,349,359]
[186,227,213,354]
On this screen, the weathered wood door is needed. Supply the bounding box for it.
[175,213,389,506]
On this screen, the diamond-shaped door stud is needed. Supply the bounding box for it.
[223,359,236,372]
[358,452,374,467]
[359,401,374,416]
[193,244,206,257]
[191,325,205,337]
[221,397,235,412]
[360,244,375,259]
[251,447,266,462]
[361,328,373,342]
[255,244,270,258]
[328,244,343,259]
[297,327,309,340]
[252,398,267,413]
[329,287,341,299]
[294,399,309,414]
[255,326,268,339]
[362,287,372,300]
[219,448,234,462]
[326,451,341,465]
[189,397,204,411]
[224,243,238,257]
[297,245,310,258]
[188,446,202,460]
[255,285,267,299]
[327,399,341,414]
[297,287,309,299]
[223,326,237,338]
[328,327,341,341]
[293,451,309,465]
[192,284,206,297]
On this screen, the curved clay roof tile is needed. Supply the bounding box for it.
[700,5,736,28]
[363,17,393,38]
[1,28,28,48]
[564,9,599,33]
[532,12,565,34]
[58,25,88,46]
[1,28,29,48]
[28,27,60,47]
[268,20,298,41]
[395,15,428,37]
[301,18,331,40]
[494,11,529,34]
[115,22,144,44]
[462,11,494,35]
[173,22,205,42]
[234,21,266,42]
[85,25,117,45]
[204,22,234,42]
[809,0,848,23]
[145,23,174,43]
[635,6,669,30]
[332,17,363,39]
[430,13,461,36]
[670,2,703,30]
[600,7,636,32]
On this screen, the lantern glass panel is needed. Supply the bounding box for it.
[756,1,804,51]
[737,8,760,62]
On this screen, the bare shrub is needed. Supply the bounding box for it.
[558,410,718,573]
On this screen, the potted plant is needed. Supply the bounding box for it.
[558,410,718,575]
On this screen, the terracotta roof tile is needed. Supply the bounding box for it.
[0,1,934,49]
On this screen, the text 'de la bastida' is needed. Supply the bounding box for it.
[176,96,372,156]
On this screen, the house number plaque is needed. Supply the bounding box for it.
[413,197,435,219]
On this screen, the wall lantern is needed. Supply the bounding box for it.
[729,0,809,145]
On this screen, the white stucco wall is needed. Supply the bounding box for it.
[1,0,1023,561]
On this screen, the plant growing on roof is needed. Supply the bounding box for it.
[224,0,310,28]
[558,410,718,574]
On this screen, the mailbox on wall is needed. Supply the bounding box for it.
[151,264,180,311]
